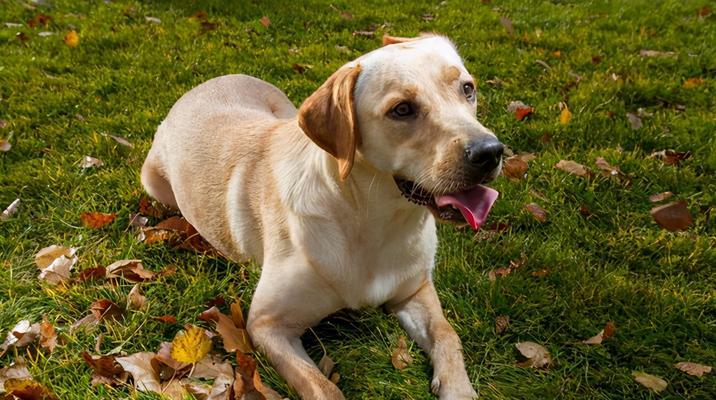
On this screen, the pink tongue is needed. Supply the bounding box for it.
[435,185,499,230]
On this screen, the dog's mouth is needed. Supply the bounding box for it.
[394,178,499,230]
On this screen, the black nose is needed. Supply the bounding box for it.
[465,137,504,172]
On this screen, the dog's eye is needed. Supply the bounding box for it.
[462,82,476,102]
[390,102,417,119]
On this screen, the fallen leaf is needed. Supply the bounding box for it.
[230,301,247,329]
[152,315,177,324]
[649,191,673,203]
[500,16,514,36]
[234,352,282,400]
[502,157,528,180]
[632,371,667,393]
[674,362,712,377]
[318,354,336,378]
[39,316,57,353]
[171,325,212,364]
[1,198,20,220]
[2,378,58,400]
[515,341,551,368]
[651,200,692,231]
[0,358,31,392]
[80,156,103,169]
[0,119,7,128]
[127,284,147,310]
[555,160,589,177]
[106,133,133,147]
[138,195,172,218]
[495,315,509,335]
[530,268,550,277]
[649,149,691,166]
[639,49,676,58]
[142,216,220,255]
[1,321,40,356]
[595,157,620,177]
[198,306,252,353]
[391,335,413,370]
[559,105,572,125]
[626,112,642,130]
[698,6,712,17]
[0,139,10,152]
[591,55,603,64]
[524,203,548,222]
[116,352,162,392]
[488,267,512,281]
[506,100,533,120]
[90,299,124,321]
[82,352,128,387]
[259,16,271,28]
[105,259,155,282]
[69,314,99,333]
[192,354,235,400]
[129,213,149,229]
[200,20,218,32]
[145,16,161,24]
[582,322,616,345]
[27,13,52,28]
[64,30,79,47]
[81,211,116,229]
[340,11,354,20]
[683,77,704,89]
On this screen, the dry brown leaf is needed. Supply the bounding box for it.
[234,352,267,399]
[0,358,31,392]
[116,352,162,392]
[524,203,548,222]
[81,352,128,387]
[105,259,155,282]
[488,267,512,281]
[90,299,124,321]
[674,362,712,377]
[34,245,78,285]
[81,211,116,229]
[69,314,99,333]
[582,322,616,344]
[595,157,620,177]
[259,16,271,28]
[127,284,147,310]
[500,16,514,36]
[154,342,190,372]
[171,326,212,364]
[391,335,413,370]
[626,112,643,130]
[80,155,104,169]
[153,315,177,324]
[230,301,247,329]
[0,139,11,152]
[198,306,252,353]
[495,315,509,335]
[142,216,220,255]
[649,191,673,203]
[192,354,235,400]
[650,200,692,231]
[108,134,133,147]
[683,77,704,89]
[531,268,550,277]
[515,341,551,368]
[1,198,20,220]
[555,160,589,177]
[39,316,57,353]
[1,320,40,356]
[502,157,528,180]
[649,149,691,166]
[35,245,76,269]
[2,378,59,400]
[138,195,172,218]
[632,371,667,393]
[318,354,336,378]
[75,266,106,282]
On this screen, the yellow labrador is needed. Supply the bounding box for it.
[142,34,503,399]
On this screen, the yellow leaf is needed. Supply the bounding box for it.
[64,30,79,47]
[171,325,212,363]
[682,77,704,89]
[559,106,571,124]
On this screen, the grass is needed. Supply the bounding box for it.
[1,0,715,398]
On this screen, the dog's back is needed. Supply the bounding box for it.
[141,75,296,259]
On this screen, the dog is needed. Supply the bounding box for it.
[141,33,503,399]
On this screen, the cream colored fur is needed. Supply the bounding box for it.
[142,35,497,399]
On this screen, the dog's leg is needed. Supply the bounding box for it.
[388,281,477,400]
[247,268,345,400]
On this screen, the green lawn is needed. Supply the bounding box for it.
[1,0,715,399]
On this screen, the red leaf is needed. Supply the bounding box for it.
[90,299,124,321]
[152,315,177,324]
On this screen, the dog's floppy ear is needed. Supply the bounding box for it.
[298,64,362,180]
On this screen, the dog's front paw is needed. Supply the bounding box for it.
[431,375,478,399]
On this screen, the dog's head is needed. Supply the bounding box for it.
[298,34,502,229]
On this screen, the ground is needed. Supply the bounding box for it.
[0,0,715,399]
